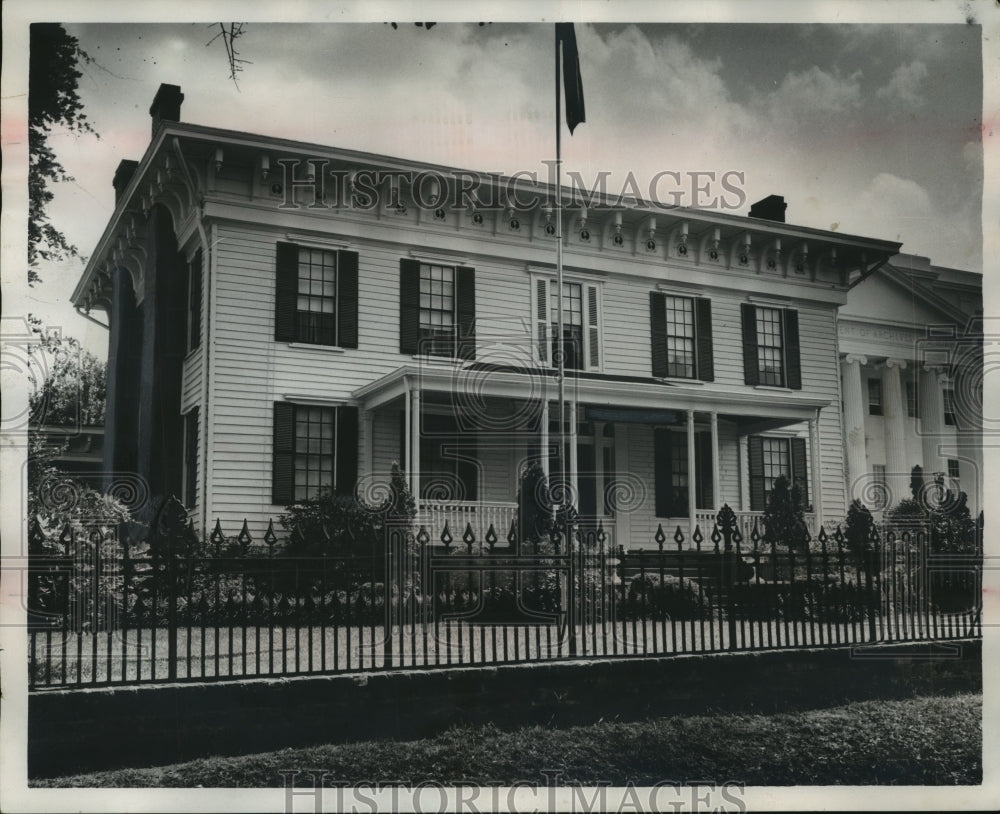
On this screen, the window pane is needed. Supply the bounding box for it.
[755,307,784,386]
[296,248,338,344]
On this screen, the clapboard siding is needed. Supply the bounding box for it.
[205,222,848,535]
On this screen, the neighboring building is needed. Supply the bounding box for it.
[76,84,972,548]
[838,254,983,517]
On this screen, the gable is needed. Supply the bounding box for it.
[842,271,958,328]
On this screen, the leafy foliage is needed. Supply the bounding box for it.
[27,318,106,427]
[844,499,877,557]
[762,475,809,549]
[29,24,98,284]
[515,459,553,548]
[278,462,416,557]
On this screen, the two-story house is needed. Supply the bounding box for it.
[73,85,910,546]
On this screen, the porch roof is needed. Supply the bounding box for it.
[352,362,830,422]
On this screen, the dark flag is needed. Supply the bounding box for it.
[556,23,586,134]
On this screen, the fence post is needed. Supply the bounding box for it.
[717,505,738,650]
[154,497,187,682]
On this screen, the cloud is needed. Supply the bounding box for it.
[875,60,928,108]
[762,66,862,120]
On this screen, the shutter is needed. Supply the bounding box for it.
[790,436,808,507]
[456,265,476,360]
[748,435,765,511]
[272,401,296,504]
[184,407,198,509]
[586,284,600,369]
[697,431,713,510]
[695,297,714,382]
[275,242,299,342]
[783,309,802,390]
[536,278,550,364]
[458,440,479,501]
[741,303,759,386]
[654,427,672,517]
[399,259,420,354]
[649,292,668,378]
[336,406,359,497]
[337,250,359,349]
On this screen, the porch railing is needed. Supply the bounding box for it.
[419,501,518,543]
[693,510,817,544]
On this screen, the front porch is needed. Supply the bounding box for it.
[354,362,831,549]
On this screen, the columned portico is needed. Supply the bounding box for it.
[840,354,868,499]
[881,358,908,506]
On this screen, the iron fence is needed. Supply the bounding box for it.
[27,500,982,690]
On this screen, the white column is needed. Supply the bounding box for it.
[919,365,946,479]
[882,358,908,509]
[809,410,824,530]
[710,412,721,512]
[404,388,411,477]
[540,399,550,480]
[614,423,631,546]
[840,354,868,501]
[687,409,696,535]
[410,384,421,509]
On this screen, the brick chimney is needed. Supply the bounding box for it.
[112,159,139,204]
[749,195,787,223]
[149,83,184,135]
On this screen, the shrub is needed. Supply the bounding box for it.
[624,572,713,620]
[762,475,809,550]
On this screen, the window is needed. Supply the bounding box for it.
[649,293,713,381]
[535,278,601,370]
[741,304,801,389]
[419,264,456,356]
[943,387,956,426]
[872,463,886,488]
[272,402,358,504]
[296,248,337,345]
[755,307,785,386]
[653,428,715,517]
[905,381,918,418]
[399,259,475,359]
[947,458,960,480]
[275,243,359,348]
[663,296,695,377]
[183,408,198,510]
[747,435,808,511]
[186,250,202,353]
[868,378,883,415]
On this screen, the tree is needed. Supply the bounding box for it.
[27,317,106,427]
[844,499,877,558]
[29,24,98,285]
[762,475,809,549]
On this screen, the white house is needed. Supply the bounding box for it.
[75,84,979,549]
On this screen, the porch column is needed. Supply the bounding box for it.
[809,410,824,530]
[540,399,550,480]
[410,384,421,507]
[919,365,946,479]
[687,409,696,535]
[569,400,579,512]
[710,411,721,512]
[882,358,908,509]
[840,354,868,501]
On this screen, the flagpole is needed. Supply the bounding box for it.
[555,26,566,524]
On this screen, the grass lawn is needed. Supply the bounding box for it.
[36,692,980,787]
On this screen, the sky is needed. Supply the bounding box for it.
[22,18,986,357]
